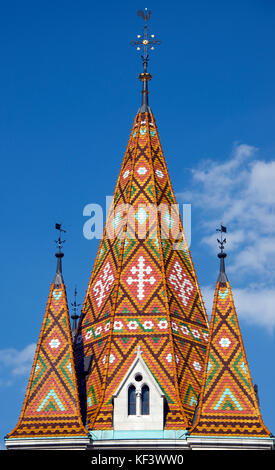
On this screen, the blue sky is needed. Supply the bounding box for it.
[1,0,275,446]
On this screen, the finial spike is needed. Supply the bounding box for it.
[54,223,66,286]
[71,285,81,339]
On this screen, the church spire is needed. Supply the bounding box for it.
[190,228,271,437]
[131,9,161,112]
[6,225,87,441]
[74,10,209,432]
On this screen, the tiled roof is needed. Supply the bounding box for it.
[190,259,270,437]
[7,276,87,438]
[74,109,209,430]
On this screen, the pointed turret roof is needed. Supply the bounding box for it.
[190,239,270,437]
[74,13,209,431]
[7,227,87,439]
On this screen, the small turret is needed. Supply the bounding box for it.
[190,226,271,438]
[6,224,87,445]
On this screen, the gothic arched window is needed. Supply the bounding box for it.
[141,384,149,415]
[128,385,136,415]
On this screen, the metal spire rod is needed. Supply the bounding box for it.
[130,9,161,112]
[54,223,66,286]
[55,223,66,254]
[71,285,81,338]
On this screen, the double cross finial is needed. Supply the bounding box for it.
[130,9,161,75]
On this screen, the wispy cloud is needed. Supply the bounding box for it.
[178,143,275,330]
[202,285,275,333]
[0,344,36,386]
[178,143,275,279]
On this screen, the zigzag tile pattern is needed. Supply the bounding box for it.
[7,283,87,438]
[191,278,270,436]
[75,110,209,430]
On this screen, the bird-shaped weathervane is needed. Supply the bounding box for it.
[55,223,66,254]
[137,9,152,21]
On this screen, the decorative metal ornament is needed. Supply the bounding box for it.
[216,224,227,253]
[130,8,161,71]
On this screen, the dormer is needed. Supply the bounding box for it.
[113,347,165,430]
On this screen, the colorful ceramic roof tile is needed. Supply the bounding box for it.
[74,104,209,431]
[7,249,87,439]
[190,252,271,437]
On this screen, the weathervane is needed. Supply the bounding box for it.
[55,223,66,254]
[131,8,161,75]
[130,9,161,112]
[216,224,228,282]
[216,224,227,254]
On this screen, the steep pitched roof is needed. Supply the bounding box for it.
[190,253,270,437]
[7,252,87,439]
[74,107,209,431]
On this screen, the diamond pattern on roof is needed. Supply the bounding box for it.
[7,284,87,438]
[190,279,271,437]
[75,110,209,430]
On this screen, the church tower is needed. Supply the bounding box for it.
[5,11,273,451]
[74,9,209,439]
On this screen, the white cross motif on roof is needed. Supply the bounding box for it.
[126,256,156,300]
[93,262,115,308]
[169,260,194,306]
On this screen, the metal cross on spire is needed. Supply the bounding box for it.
[131,9,161,71]
[130,9,161,112]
